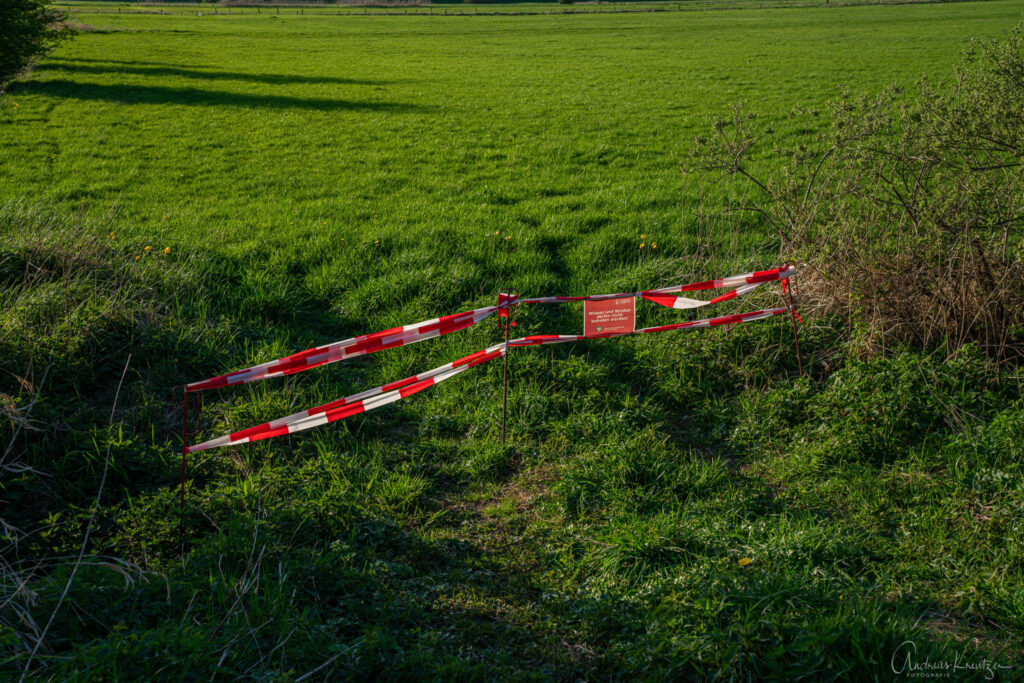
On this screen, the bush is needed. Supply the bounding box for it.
[688,29,1024,361]
[0,0,69,88]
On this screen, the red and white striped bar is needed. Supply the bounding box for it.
[187,306,790,452]
[519,265,795,310]
[651,265,797,293]
[184,266,795,394]
[509,307,790,347]
[186,303,511,393]
[186,344,507,452]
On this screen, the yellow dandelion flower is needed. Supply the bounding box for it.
[144,245,151,252]
[738,557,752,567]
[163,247,171,255]
[504,235,511,240]
[374,239,379,244]
[640,233,645,239]
[134,255,140,261]
[108,233,115,240]
[652,242,658,249]
[639,243,645,249]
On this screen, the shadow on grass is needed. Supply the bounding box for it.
[14,79,426,112]
[44,60,393,87]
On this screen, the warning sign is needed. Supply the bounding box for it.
[584,297,636,337]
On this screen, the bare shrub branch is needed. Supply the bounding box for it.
[687,29,1024,361]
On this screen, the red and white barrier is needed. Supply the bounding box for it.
[183,265,796,394]
[184,305,792,452]
[186,345,506,452]
[509,306,790,346]
[185,304,505,392]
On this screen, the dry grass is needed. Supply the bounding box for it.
[688,32,1024,361]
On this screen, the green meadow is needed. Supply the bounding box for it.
[2,0,1023,678]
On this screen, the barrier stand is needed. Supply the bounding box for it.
[174,387,202,512]
[170,386,188,513]
[180,390,188,512]
[781,264,804,376]
[498,290,519,447]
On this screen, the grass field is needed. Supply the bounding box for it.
[2,0,1023,678]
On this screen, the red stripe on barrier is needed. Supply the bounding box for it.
[229,421,274,442]
[640,293,678,307]
[399,377,436,399]
[710,313,748,326]
[381,375,421,393]
[514,335,573,345]
[308,395,351,417]
[746,269,783,284]
[327,403,367,423]
[352,336,408,356]
[328,401,367,420]
[418,311,470,334]
[469,349,503,367]
[453,348,489,367]
[188,375,229,392]
[261,425,292,440]
[674,279,718,292]
[356,325,406,343]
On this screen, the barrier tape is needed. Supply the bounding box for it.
[520,265,795,309]
[185,306,790,452]
[184,265,796,393]
[185,344,506,452]
[185,304,502,392]
[508,306,789,346]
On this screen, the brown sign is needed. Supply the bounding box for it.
[584,297,635,337]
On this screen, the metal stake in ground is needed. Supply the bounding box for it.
[499,289,518,447]
[782,265,804,376]
[180,390,189,512]
[502,315,509,447]
[178,389,202,512]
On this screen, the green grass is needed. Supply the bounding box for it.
[2,1,1023,678]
